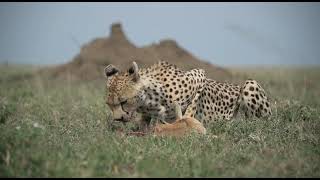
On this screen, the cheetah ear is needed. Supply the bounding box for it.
[104,64,119,78]
[128,61,140,82]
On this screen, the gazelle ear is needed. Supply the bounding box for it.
[104,64,119,78]
[128,61,140,82]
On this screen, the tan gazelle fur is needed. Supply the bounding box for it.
[153,102,206,137]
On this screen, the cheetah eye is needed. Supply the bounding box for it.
[120,100,128,106]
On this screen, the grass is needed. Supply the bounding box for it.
[0,64,319,177]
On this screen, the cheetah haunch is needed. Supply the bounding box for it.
[104,61,272,131]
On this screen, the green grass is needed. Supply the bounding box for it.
[0,64,319,177]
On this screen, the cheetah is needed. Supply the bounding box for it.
[104,61,206,128]
[104,61,272,131]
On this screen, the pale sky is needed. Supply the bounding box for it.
[1,2,320,66]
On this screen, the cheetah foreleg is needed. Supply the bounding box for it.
[184,90,202,118]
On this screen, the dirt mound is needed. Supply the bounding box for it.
[44,23,231,81]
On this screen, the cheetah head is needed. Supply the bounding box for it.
[104,61,145,122]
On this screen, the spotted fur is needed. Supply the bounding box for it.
[104,61,272,129]
[105,61,205,124]
[195,79,272,125]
